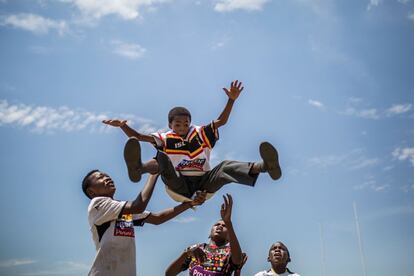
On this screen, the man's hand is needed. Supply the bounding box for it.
[223,80,244,101]
[190,191,207,207]
[220,193,233,223]
[102,119,127,127]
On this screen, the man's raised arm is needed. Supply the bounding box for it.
[121,174,159,215]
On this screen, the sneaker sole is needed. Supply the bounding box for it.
[259,142,282,180]
[124,138,142,182]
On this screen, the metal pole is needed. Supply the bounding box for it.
[353,201,368,276]
[319,222,327,276]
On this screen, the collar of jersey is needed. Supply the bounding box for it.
[168,125,196,141]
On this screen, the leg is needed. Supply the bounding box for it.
[124,138,160,182]
[256,142,282,180]
[155,151,192,197]
[200,160,258,193]
[124,138,143,182]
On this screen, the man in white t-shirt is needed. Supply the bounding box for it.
[82,166,206,276]
[254,242,300,276]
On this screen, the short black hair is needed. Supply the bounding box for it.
[82,169,99,199]
[168,107,191,123]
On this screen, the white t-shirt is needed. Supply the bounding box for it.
[254,269,300,276]
[88,197,150,276]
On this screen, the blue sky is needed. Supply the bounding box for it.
[1,0,414,275]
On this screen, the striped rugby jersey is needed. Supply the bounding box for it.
[152,122,218,176]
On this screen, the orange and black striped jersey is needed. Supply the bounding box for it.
[152,122,219,176]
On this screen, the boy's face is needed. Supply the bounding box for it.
[210,220,228,242]
[87,171,116,198]
[267,242,290,266]
[169,115,191,136]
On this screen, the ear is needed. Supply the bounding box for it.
[86,187,95,198]
[168,122,172,129]
[267,256,271,262]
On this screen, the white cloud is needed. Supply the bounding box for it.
[23,261,89,275]
[64,0,170,20]
[0,13,67,35]
[353,175,390,192]
[0,99,158,134]
[392,147,414,167]
[172,216,197,223]
[408,13,414,20]
[401,184,414,192]
[112,40,147,60]
[308,99,324,109]
[372,184,390,191]
[29,45,53,55]
[308,149,379,171]
[348,97,362,104]
[0,258,37,268]
[367,0,381,11]
[386,103,412,115]
[358,108,380,119]
[350,157,380,170]
[343,107,380,119]
[354,179,376,190]
[342,99,412,119]
[214,0,269,12]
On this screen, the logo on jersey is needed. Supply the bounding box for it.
[114,214,135,238]
[176,159,206,171]
[190,265,222,276]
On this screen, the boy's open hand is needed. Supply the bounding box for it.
[223,80,244,101]
[102,119,127,127]
[190,191,207,207]
[220,193,233,223]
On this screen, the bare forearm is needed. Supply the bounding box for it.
[121,124,155,143]
[139,174,158,203]
[165,251,188,276]
[123,174,158,214]
[225,221,242,265]
[215,99,235,128]
[148,202,192,225]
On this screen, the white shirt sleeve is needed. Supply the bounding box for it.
[88,197,126,226]
[132,211,151,226]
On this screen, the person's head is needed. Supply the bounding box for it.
[209,220,229,245]
[82,170,116,199]
[267,241,291,269]
[168,107,191,136]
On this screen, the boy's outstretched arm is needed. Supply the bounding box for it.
[145,191,207,225]
[214,80,244,128]
[102,119,156,144]
[121,174,159,215]
[165,244,207,276]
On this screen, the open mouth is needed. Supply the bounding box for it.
[273,252,282,259]
[214,229,223,235]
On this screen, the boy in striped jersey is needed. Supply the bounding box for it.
[103,80,281,202]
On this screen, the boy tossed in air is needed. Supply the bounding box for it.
[103,80,281,202]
